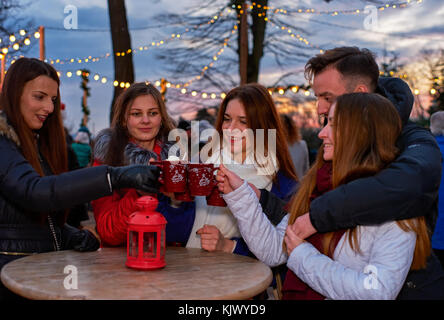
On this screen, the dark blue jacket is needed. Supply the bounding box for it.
[432,135,444,250]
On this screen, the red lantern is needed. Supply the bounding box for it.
[126,196,167,270]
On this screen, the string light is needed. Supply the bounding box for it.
[244,5,324,52]
[165,23,236,89]
[0,28,39,56]
[55,66,318,101]
[250,0,420,16]
[46,8,229,66]
[270,18,324,52]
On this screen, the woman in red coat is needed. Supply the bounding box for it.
[91,82,192,246]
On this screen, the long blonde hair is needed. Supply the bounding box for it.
[286,93,430,270]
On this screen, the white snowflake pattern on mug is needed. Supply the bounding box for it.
[171,170,184,183]
[198,174,210,187]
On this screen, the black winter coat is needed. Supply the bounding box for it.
[259,77,444,299]
[0,112,111,270]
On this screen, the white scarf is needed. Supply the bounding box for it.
[186,148,277,248]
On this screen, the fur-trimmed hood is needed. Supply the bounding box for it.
[0,111,20,146]
[93,128,180,165]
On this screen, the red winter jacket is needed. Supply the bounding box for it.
[91,136,164,247]
[91,159,140,246]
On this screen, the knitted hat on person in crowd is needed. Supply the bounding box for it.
[74,131,90,145]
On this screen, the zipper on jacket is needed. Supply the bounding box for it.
[47,215,61,251]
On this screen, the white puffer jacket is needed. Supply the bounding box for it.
[223,181,416,300]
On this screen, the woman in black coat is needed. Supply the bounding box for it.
[0,58,160,299]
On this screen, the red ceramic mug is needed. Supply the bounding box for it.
[151,160,187,193]
[187,163,216,196]
[206,185,227,207]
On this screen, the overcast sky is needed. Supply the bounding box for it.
[5,0,444,134]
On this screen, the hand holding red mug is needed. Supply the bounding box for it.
[147,157,181,201]
[216,164,244,194]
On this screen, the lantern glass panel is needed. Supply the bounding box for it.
[129,231,138,257]
[143,232,157,258]
[160,229,165,258]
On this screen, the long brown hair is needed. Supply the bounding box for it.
[213,83,298,182]
[0,57,67,176]
[103,82,175,166]
[286,93,430,270]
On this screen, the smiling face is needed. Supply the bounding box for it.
[318,101,336,161]
[221,98,249,160]
[19,75,58,130]
[126,94,162,150]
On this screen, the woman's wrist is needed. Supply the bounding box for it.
[223,239,236,253]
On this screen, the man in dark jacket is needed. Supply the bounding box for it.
[261,47,444,299]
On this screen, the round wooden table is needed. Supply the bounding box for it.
[0,247,272,300]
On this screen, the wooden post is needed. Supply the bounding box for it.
[39,26,45,61]
[160,78,167,101]
[239,2,248,85]
[0,54,5,88]
[82,88,88,127]
[80,70,90,127]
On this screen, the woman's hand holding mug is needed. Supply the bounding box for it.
[216,164,244,194]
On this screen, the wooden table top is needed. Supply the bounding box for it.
[1,247,272,300]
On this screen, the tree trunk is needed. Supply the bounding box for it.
[234,0,268,84]
[248,0,268,83]
[239,2,248,85]
[107,0,134,123]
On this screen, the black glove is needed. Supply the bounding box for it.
[108,164,160,194]
[61,224,100,252]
